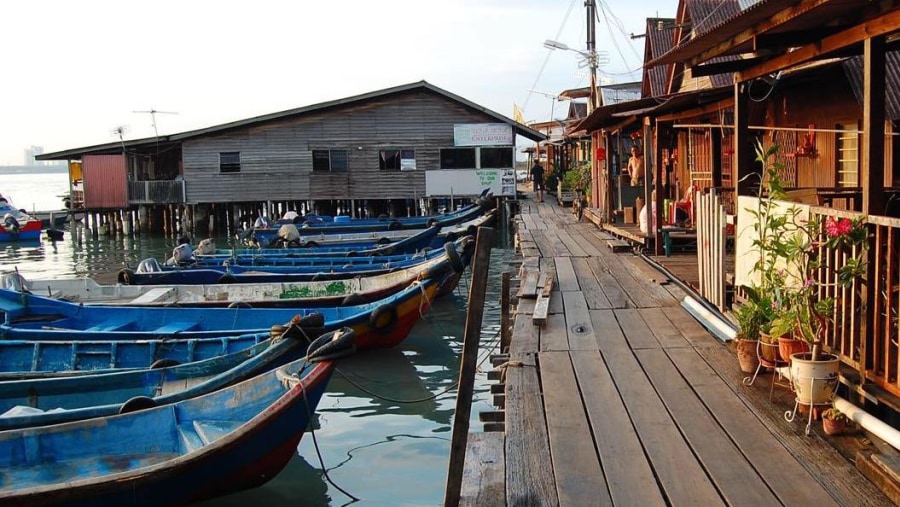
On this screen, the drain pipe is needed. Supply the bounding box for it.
[834,396,900,452]
[641,253,737,343]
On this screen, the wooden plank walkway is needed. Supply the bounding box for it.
[460,196,893,506]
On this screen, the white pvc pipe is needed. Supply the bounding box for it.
[681,296,737,343]
[834,396,900,452]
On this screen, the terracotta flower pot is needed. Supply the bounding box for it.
[735,339,760,374]
[778,336,809,365]
[758,331,780,362]
[823,417,847,436]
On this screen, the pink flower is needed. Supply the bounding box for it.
[837,218,853,236]
[825,216,840,237]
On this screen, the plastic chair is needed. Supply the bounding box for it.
[742,340,791,401]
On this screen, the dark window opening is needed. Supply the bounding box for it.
[480,147,513,168]
[440,148,476,169]
[312,150,349,172]
[219,152,241,173]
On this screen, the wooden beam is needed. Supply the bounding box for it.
[691,57,765,77]
[738,8,900,82]
[685,0,836,68]
[655,97,734,123]
[734,82,752,202]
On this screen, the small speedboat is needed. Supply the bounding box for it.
[0,195,42,242]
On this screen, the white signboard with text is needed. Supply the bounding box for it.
[453,124,513,147]
[425,169,516,197]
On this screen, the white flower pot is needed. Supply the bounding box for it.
[789,352,840,405]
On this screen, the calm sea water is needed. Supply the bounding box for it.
[2,173,514,506]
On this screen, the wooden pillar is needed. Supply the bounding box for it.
[860,35,887,379]
[652,118,663,256]
[733,80,751,200]
[711,128,722,188]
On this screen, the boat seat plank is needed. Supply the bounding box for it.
[129,288,176,305]
[85,321,134,332]
[155,322,199,334]
[178,425,205,453]
[193,420,240,445]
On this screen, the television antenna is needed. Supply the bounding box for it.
[132,108,178,139]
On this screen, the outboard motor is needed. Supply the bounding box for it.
[194,238,216,256]
[253,216,271,229]
[170,243,195,266]
[3,213,20,234]
[136,257,163,273]
[1,272,26,292]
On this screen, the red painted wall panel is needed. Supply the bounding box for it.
[83,154,127,209]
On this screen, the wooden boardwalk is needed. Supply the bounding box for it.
[460,197,893,506]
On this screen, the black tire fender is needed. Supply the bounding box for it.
[305,241,319,248]
[427,218,438,227]
[444,242,464,273]
[341,293,365,306]
[117,268,135,285]
[388,220,402,230]
[119,396,158,414]
[369,303,398,334]
[377,237,392,245]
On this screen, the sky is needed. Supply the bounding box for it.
[1,0,675,166]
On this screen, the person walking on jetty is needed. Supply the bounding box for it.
[531,161,545,202]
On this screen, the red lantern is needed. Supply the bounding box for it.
[595,147,606,161]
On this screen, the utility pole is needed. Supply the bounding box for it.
[585,0,600,112]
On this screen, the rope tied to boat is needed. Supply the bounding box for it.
[495,360,526,384]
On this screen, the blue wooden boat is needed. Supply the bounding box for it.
[0,199,43,242]
[234,218,445,252]
[0,338,347,506]
[0,276,441,345]
[0,313,326,380]
[0,326,355,431]
[247,190,492,243]
[13,236,472,307]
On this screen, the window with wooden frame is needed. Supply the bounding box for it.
[836,122,859,187]
[479,147,513,168]
[219,152,241,173]
[379,149,416,171]
[312,149,349,172]
[439,148,476,169]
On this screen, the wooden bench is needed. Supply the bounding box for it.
[661,226,696,257]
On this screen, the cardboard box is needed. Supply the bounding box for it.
[623,206,635,224]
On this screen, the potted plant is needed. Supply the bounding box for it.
[752,141,869,407]
[563,161,592,219]
[821,407,849,435]
[733,296,764,373]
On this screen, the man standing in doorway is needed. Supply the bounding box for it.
[531,161,545,203]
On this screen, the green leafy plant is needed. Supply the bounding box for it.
[821,407,848,422]
[750,141,869,360]
[562,161,592,195]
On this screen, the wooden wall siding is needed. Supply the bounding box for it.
[83,154,127,209]
[181,91,498,204]
[674,130,714,195]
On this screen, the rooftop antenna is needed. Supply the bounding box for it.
[110,125,131,150]
[133,108,178,139]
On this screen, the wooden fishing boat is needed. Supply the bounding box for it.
[245,190,492,244]
[0,276,440,346]
[0,313,328,380]
[0,326,355,431]
[9,237,471,307]
[0,335,350,506]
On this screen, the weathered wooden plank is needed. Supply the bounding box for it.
[460,431,506,507]
[533,294,550,327]
[571,350,666,507]
[532,231,558,256]
[506,318,557,506]
[518,270,540,299]
[607,239,631,252]
[542,230,573,257]
[598,338,725,505]
[554,257,580,292]
[567,229,604,256]
[586,257,629,309]
[639,307,692,348]
[562,291,596,350]
[571,257,612,310]
[539,313,568,351]
[540,351,610,506]
[590,309,626,351]
[615,308,661,350]
[619,256,682,307]
[593,254,659,309]
[515,298,536,316]
[547,290,564,315]
[664,305,717,348]
[556,229,588,257]
[636,348,780,505]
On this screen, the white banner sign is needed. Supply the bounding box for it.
[425,169,516,197]
[453,124,513,146]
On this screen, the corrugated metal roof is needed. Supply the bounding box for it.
[645,18,676,97]
[843,51,900,121]
[686,0,743,36]
[38,81,546,160]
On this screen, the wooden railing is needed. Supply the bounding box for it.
[128,180,185,205]
[809,206,900,397]
[696,189,728,311]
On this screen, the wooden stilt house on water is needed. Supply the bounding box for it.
[36,81,545,236]
[569,0,900,441]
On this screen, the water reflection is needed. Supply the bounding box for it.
[193,453,330,506]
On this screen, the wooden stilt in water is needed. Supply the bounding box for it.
[444,226,495,507]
